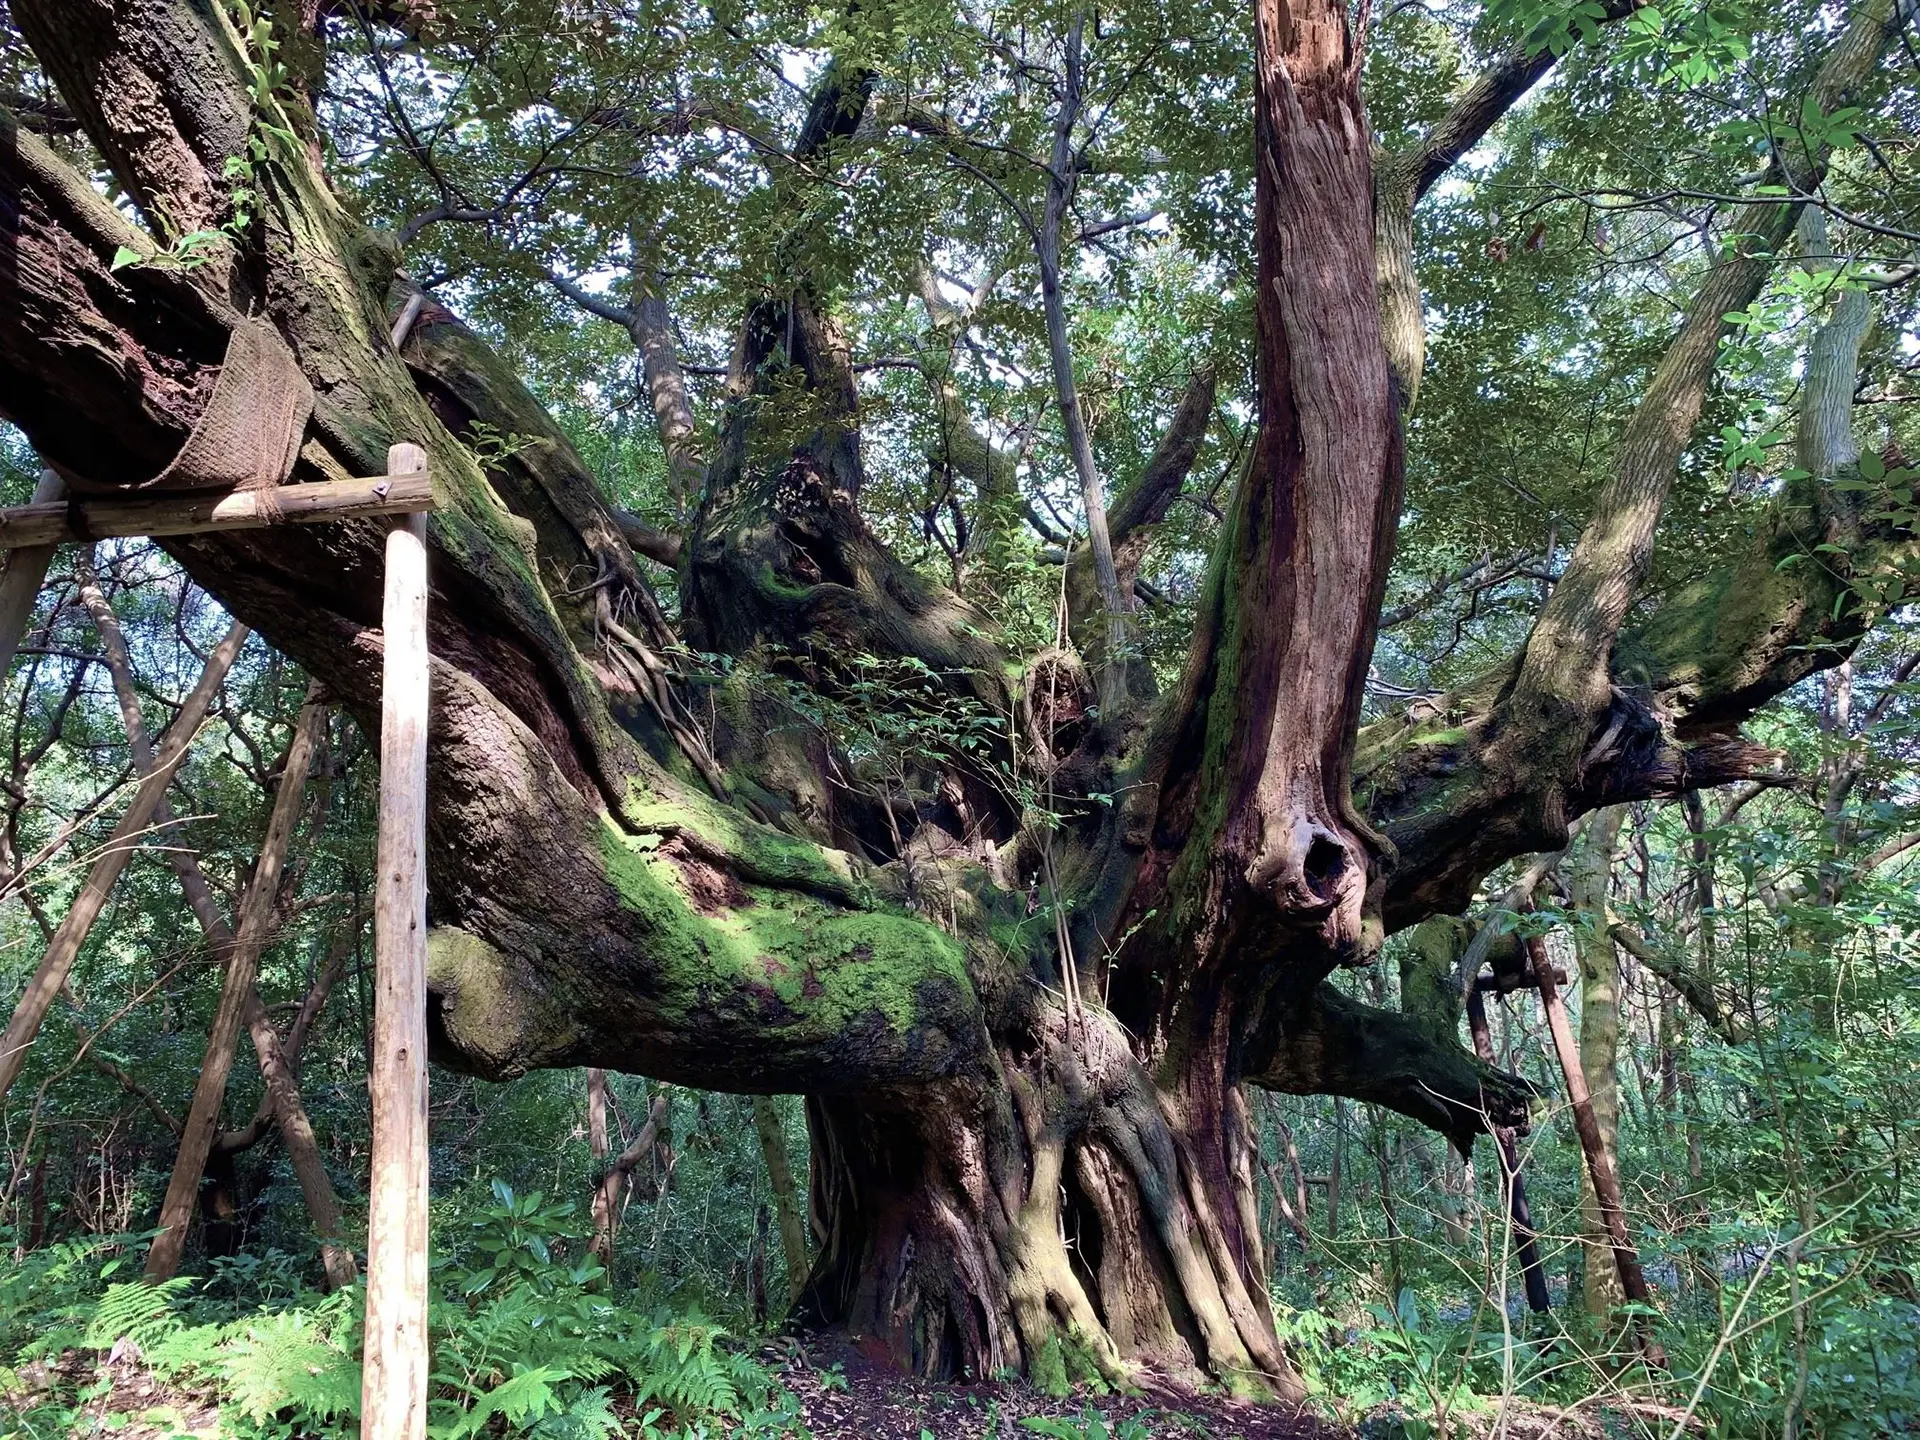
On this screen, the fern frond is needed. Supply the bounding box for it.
[83,1279,192,1351]
[434,1363,567,1440]
[216,1309,360,1424]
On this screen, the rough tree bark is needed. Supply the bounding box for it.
[0,0,1909,1399]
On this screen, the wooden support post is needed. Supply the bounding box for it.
[363,444,432,1440]
[145,697,328,1282]
[1526,929,1666,1361]
[0,619,249,1102]
[0,470,65,683]
[1466,985,1551,1314]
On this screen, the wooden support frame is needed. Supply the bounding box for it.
[0,450,438,1439]
[144,695,328,1283]
[0,471,66,676]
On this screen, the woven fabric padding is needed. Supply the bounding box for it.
[138,318,313,501]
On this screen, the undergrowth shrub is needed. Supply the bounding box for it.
[0,1181,809,1439]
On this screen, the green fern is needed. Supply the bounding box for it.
[621,1312,777,1422]
[0,1232,132,1363]
[214,1309,361,1424]
[82,1278,192,1352]
[143,1319,227,1379]
[539,1384,623,1440]
[432,1363,566,1439]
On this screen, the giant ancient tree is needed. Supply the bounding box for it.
[1,0,1913,1399]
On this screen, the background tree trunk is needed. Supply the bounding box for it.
[1574,806,1628,1317]
[751,1096,810,1306]
[587,1068,614,1265]
[146,698,326,1281]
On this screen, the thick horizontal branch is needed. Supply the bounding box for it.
[0,474,436,549]
[1244,983,1534,1155]
[614,509,685,567]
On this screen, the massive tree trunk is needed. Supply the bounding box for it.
[0,0,1908,1399]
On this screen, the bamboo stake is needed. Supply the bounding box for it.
[76,560,355,1287]
[0,618,248,1102]
[144,698,328,1281]
[0,470,65,683]
[362,445,431,1440]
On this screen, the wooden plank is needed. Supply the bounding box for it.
[0,472,434,550]
[0,471,66,679]
[362,444,432,1440]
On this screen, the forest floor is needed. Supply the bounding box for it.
[20,1334,1695,1440]
[765,1338,1697,1440]
[769,1335,1347,1439]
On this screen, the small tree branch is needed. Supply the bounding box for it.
[1608,921,1742,1044]
[546,268,639,329]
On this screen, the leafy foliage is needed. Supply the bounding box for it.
[0,1193,807,1439]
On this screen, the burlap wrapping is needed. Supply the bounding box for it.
[105,318,314,507]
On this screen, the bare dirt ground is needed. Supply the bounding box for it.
[769,1337,1350,1439]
